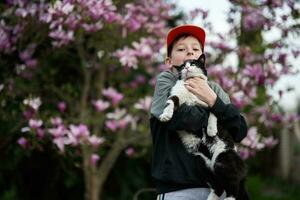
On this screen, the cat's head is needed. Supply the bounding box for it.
[180,54,207,80]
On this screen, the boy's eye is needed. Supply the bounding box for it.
[193,48,200,51]
[177,48,185,51]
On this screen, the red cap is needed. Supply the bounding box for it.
[167,25,206,53]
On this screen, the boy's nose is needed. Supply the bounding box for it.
[187,51,194,56]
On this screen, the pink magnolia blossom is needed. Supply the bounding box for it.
[25,59,38,68]
[17,137,28,149]
[284,113,299,123]
[52,1,74,15]
[207,65,235,91]
[0,25,11,52]
[21,127,30,133]
[69,124,90,139]
[271,114,283,122]
[88,135,105,149]
[121,4,147,32]
[118,115,133,129]
[57,101,67,112]
[53,137,65,152]
[132,37,155,57]
[114,37,158,68]
[231,91,248,109]
[243,7,267,31]
[29,119,43,129]
[119,0,171,36]
[125,147,135,157]
[40,0,119,47]
[81,22,103,32]
[23,97,42,111]
[65,131,80,146]
[102,87,123,105]
[92,99,110,112]
[134,96,152,111]
[50,117,63,126]
[105,120,118,132]
[49,27,74,47]
[262,136,278,148]
[242,64,265,85]
[208,41,233,52]
[90,154,100,166]
[114,47,138,69]
[105,111,135,131]
[48,125,67,138]
[36,128,45,139]
[241,127,265,150]
[238,148,251,160]
[19,44,36,61]
[106,108,126,120]
[23,109,35,119]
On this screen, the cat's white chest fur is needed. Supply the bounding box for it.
[159,80,218,138]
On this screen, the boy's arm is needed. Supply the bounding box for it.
[208,81,231,104]
[150,74,228,117]
[208,82,247,142]
[210,97,247,142]
[207,81,247,142]
[150,71,177,118]
[150,71,209,133]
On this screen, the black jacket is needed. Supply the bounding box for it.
[150,96,247,194]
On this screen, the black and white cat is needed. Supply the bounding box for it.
[159,54,248,200]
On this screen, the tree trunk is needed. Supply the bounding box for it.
[83,146,101,200]
[97,137,125,199]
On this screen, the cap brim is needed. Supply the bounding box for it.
[167,25,206,52]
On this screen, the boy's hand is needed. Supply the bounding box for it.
[185,77,217,107]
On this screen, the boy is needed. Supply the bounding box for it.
[150,25,247,200]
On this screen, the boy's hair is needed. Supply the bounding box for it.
[167,33,203,57]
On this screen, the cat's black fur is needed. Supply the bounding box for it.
[162,54,249,200]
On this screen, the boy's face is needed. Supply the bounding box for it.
[166,36,203,67]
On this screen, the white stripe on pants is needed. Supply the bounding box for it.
[157,188,226,200]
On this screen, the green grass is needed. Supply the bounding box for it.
[247,175,300,200]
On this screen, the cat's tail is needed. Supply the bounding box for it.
[237,178,250,200]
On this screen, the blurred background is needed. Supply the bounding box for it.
[0,0,300,200]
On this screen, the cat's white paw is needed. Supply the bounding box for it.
[159,105,174,122]
[207,123,217,137]
[224,197,235,200]
[207,190,219,200]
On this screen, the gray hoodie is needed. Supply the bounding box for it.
[150,70,231,118]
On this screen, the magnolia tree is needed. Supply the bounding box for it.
[0,0,299,199]
[1,0,173,199]
[219,0,299,159]
[181,0,300,159]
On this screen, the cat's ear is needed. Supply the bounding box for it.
[197,54,206,67]
[197,54,207,76]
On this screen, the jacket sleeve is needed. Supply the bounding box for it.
[150,71,177,118]
[150,71,209,135]
[208,81,231,104]
[210,96,248,142]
